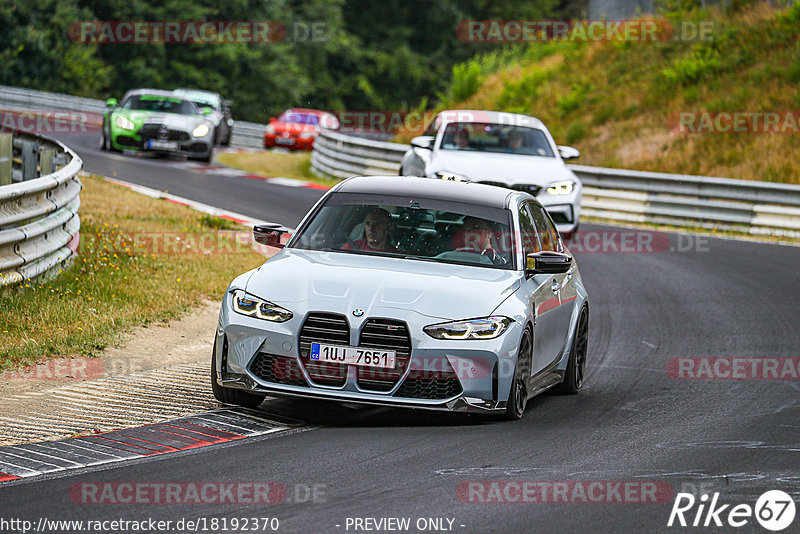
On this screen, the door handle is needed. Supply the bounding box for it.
[551,279,560,293]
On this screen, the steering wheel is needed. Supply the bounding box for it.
[455,246,506,265]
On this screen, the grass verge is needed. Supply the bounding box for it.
[216,150,340,187]
[409,2,800,184]
[0,174,265,371]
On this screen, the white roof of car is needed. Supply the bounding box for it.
[436,109,546,130]
[335,175,518,209]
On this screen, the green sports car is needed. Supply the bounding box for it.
[101,89,215,163]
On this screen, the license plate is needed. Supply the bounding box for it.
[310,343,395,369]
[275,137,295,145]
[147,139,179,151]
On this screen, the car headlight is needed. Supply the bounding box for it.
[546,180,575,195]
[192,124,210,138]
[299,131,315,139]
[434,171,469,182]
[114,115,134,131]
[424,316,512,340]
[231,290,292,322]
[265,124,275,134]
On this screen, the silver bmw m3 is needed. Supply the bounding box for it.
[212,176,589,420]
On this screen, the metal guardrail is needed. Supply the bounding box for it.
[2,85,798,237]
[0,131,82,286]
[310,131,800,238]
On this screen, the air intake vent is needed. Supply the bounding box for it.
[394,358,462,400]
[298,312,349,387]
[250,353,307,387]
[356,319,411,392]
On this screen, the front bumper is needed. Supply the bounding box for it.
[218,371,508,413]
[264,133,315,151]
[214,296,523,414]
[112,130,213,158]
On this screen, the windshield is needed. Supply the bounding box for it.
[122,95,199,115]
[278,111,320,125]
[173,90,221,110]
[440,122,555,157]
[290,193,516,270]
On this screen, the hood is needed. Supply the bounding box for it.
[429,150,575,186]
[118,110,205,130]
[245,249,521,321]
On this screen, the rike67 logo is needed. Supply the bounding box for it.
[668,490,796,531]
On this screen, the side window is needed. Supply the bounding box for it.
[518,204,541,256]
[529,204,559,252]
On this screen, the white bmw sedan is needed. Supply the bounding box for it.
[212,176,589,420]
[400,110,582,236]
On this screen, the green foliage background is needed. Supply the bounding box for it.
[0,0,566,122]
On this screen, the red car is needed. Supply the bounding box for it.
[263,108,339,151]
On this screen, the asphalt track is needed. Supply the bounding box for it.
[1,131,799,533]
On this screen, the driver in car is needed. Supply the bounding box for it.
[343,208,400,252]
[451,216,504,260]
[507,129,524,152]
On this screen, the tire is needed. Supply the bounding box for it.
[192,149,214,164]
[504,326,532,420]
[211,340,266,408]
[552,305,588,395]
[102,126,121,153]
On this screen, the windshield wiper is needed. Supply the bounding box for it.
[403,255,440,262]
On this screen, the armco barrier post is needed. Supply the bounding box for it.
[21,139,37,181]
[0,133,10,185]
[39,146,55,176]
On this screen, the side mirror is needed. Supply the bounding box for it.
[557,145,580,160]
[106,98,118,108]
[525,251,572,276]
[254,223,289,248]
[410,135,435,150]
[223,99,232,108]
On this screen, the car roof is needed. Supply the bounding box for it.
[282,108,332,116]
[335,176,518,209]
[436,109,546,130]
[174,88,221,98]
[123,88,180,99]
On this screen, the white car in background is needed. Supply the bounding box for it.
[400,110,582,236]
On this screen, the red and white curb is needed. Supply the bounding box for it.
[0,409,294,483]
[176,161,330,190]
